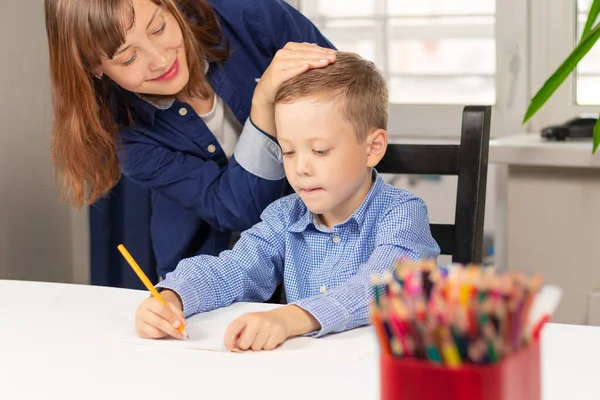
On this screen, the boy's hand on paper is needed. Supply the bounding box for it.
[223,310,288,351]
[135,289,187,340]
[250,42,336,137]
[223,305,321,351]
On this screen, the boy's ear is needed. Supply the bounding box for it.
[366,128,388,168]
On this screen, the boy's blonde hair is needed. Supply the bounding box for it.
[274,51,388,141]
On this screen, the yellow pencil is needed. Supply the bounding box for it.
[117,244,189,340]
[440,326,462,368]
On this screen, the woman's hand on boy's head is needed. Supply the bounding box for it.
[223,310,289,351]
[254,42,336,106]
[250,42,336,137]
[134,290,186,340]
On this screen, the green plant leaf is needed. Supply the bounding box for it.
[593,118,600,153]
[582,0,600,40]
[523,23,600,124]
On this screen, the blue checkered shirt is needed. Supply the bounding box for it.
[156,172,440,337]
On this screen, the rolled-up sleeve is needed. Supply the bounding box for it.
[234,118,285,181]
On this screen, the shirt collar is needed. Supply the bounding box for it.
[287,170,383,233]
[135,93,176,110]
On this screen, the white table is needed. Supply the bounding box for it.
[1,280,599,399]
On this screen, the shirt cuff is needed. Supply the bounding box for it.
[155,275,207,318]
[249,116,278,143]
[234,118,285,181]
[291,295,350,337]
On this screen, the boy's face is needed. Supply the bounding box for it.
[275,97,387,227]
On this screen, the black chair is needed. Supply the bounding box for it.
[377,105,491,264]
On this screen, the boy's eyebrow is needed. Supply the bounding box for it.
[305,137,331,144]
[114,7,160,57]
[277,137,331,145]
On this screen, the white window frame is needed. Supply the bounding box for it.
[527,0,599,133]
[292,0,530,139]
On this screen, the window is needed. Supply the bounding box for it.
[529,0,600,131]
[298,0,528,138]
[302,0,495,105]
[576,0,600,105]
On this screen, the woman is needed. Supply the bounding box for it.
[44,0,335,281]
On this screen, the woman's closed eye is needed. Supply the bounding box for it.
[154,21,166,36]
[120,21,167,66]
[282,150,295,157]
[122,51,138,66]
[313,149,330,156]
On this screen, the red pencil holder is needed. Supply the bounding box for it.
[380,340,541,400]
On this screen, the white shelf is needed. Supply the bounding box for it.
[490,133,600,168]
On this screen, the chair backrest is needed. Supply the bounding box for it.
[376,105,491,264]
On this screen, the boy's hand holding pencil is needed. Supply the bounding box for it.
[117,244,190,340]
[135,289,188,340]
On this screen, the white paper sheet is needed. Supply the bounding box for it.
[122,302,376,362]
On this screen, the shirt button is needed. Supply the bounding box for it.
[332,235,341,244]
[207,144,216,153]
[178,107,188,116]
[320,285,327,294]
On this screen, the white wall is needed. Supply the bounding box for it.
[0,1,85,283]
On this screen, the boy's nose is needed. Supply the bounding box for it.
[295,159,312,177]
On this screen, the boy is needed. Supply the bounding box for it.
[134,52,440,351]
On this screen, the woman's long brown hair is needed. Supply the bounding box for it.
[44,0,229,208]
